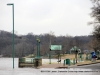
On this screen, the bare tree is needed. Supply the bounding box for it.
[88,0,100,52]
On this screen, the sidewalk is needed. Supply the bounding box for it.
[77,60,100,66]
[39,63,68,68]
[39,60,100,68]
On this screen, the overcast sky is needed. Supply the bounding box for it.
[0,0,93,36]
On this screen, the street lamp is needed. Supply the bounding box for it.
[73,46,80,64]
[7,3,14,69]
[36,37,40,58]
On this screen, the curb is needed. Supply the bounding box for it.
[55,67,68,69]
[77,62,100,66]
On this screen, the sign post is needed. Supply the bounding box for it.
[49,45,62,64]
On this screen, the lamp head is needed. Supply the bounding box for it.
[36,37,40,43]
[7,3,13,6]
[74,46,77,50]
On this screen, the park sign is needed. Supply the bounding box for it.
[50,45,62,51]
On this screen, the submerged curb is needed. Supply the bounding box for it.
[77,62,100,66]
[55,67,68,69]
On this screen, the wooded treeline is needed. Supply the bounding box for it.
[0,30,94,57]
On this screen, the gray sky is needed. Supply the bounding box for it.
[0,0,93,36]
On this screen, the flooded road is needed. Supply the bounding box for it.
[0,58,100,75]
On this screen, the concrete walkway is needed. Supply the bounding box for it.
[39,63,68,68]
[38,60,100,68]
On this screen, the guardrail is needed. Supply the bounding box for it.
[18,58,34,67]
[18,58,42,68]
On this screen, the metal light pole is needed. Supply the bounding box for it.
[38,40,40,58]
[74,46,78,64]
[7,3,14,69]
[36,37,40,58]
[36,38,38,58]
[49,34,51,64]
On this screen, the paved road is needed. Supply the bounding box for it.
[69,63,100,69]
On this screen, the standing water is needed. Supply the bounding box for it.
[0,58,99,75]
